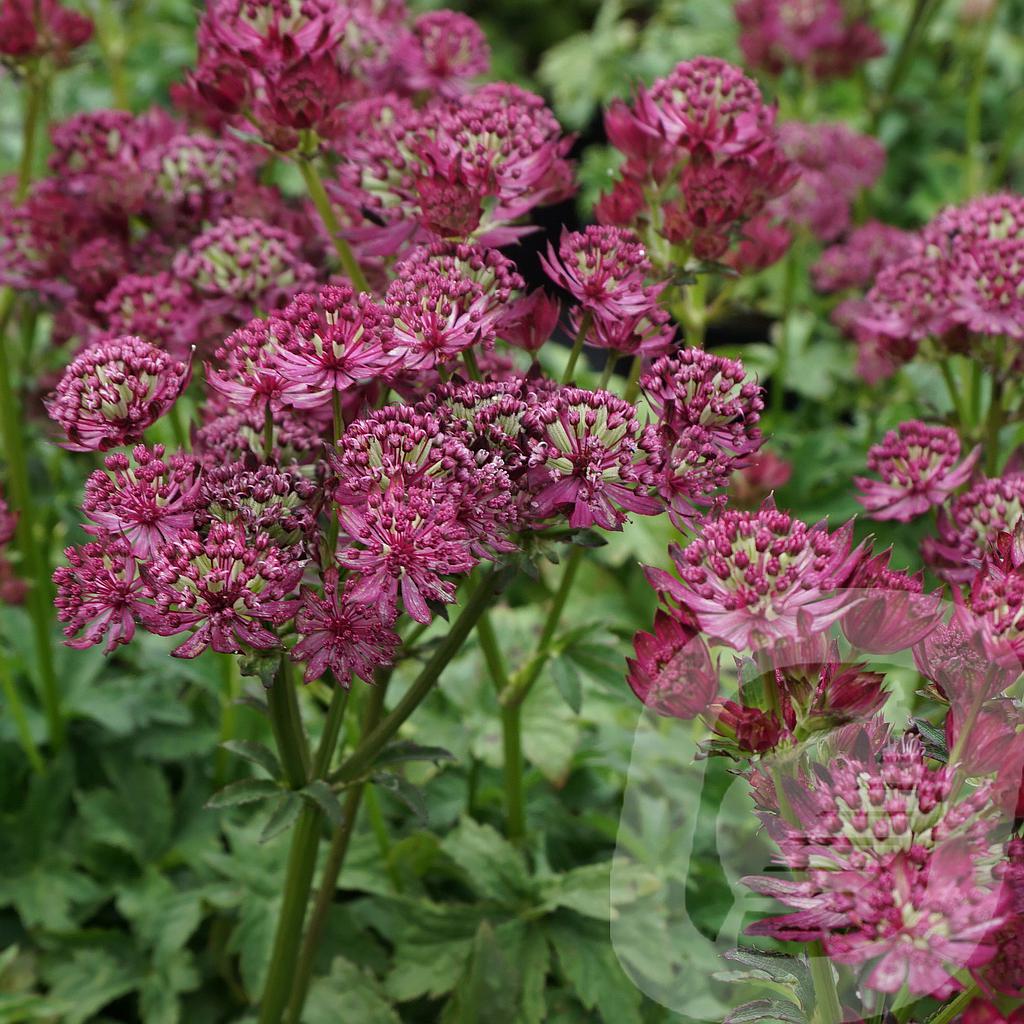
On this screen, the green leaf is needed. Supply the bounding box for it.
[220,739,281,778]
[563,642,627,691]
[373,740,457,768]
[442,921,521,1024]
[206,778,281,809]
[912,717,948,763]
[300,779,345,829]
[440,817,532,903]
[42,949,141,1024]
[260,793,302,843]
[520,677,580,786]
[546,915,643,1024]
[540,861,660,921]
[372,772,429,827]
[115,870,205,960]
[136,949,200,1024]
[724,999,808,1024]
[550,657,583,715]
[229,894,281,999]
[303,957,400,1024]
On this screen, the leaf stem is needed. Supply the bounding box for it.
[266,655,310,790]
[963,0,1000,198]
[296,134,370,294]
[561,312,592,384]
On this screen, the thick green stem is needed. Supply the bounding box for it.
[561,313,592,384]
[266,657,310,790]
[169,400,190,452]
[808,948,842,1024]
[478,612,525,839]
[939,359,968,430]
[984,372,1005,476]
[772,248,800,417]
[214,654,241,788]
[0,289,62,751]
[16,79,42,201]
[926,984,978,1024]
[296,138,370,294]
[463,348,482,382]
[598,355,617,390]
[622,353,644,404]
[331,567,503,785]
[285,680,389,1024]
[313,684,349,778]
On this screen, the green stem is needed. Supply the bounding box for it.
[504,545,585,709]
[622,353,644,404]
[939,359,968,430]
[926,983,978,1024]
[313,684,349,778]
[296,137,370,294]
[598,355,617,390]
[16,77,42,201]
[772,248,799,417]
[169,400,190,452]
[808,949,842,1024]
[561,313,592,384]
[679,275,707,344]
[478,612,525,839]
[0,658,44,774]
[0,289,62,751]
[285,680,389,1024]
[214,653,241,788]
[984,370,1005,476]
[266,656,310,790]
[463,348,482,382]
[263,405,274,462]
[331,566,504,784]
[963,0,1000,198]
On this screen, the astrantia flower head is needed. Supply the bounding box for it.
[855,421,980,522]
[272,284,395,405]
[96,272,201,361]
[641,348,765,457]
[199,0,347,64]
[194,407,327,470]
[627,609,718,719]
[648,503,863,650]
[946,236,1024,339]
[144,132,250,217]
[404,10,490,97]
[46,336,191,452]
[338,486,476,624]
[0,0,93,62]
[744,735,1004,998]
[173,216,316,315]
[813,222,921,293]
[924,474,1024,582]
[201,461,320,545]
[499,288,561,353]
[524,387,663,531]
[82,445,202,559]
[540,225,659,322]
[292,568,400,685]
[772,122,885,241]
[53,538,147,653]
[736,0,885,79]
[652,425,736,528]
[140,520,305,658]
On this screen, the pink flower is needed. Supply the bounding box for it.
[647,503,864,650]
[82,445,202,559]
[53,539,148,653]
[0,0,93,61]
[140,520,305,658]
[173,216,316,316]
[292,569,400,685]
[498,289,561,353]
[199,0,347,65]
[540,225,659,322]
[856,421,980,522]
[744,735,1005,998]
[194,408,327,469]
[813,222,921,293]
[272,284,395,405]
[735,0,884,79]
[96,273,202,361]
[404,11,490,97]
[627,610,718,719]
[523,387,663,531]
[914,621,1013,704]
[852,256,956,344]
[729,450,792,507]
[338,487,476,624]
[46,336,191,452]
[923,474,1024,583]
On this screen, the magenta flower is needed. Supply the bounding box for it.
[143,132,250,220]
[924,474,1024,583]
[46,336,191,452]
[947,237,1024,339]
[139,520,305,658]
[96,273,201,362]
[82,445,202,559]
[577,303,675,357]
[53,539,148,653]
[851,257,956,345]
[735,0,885,80]
[813,222,921,293]
[524,387,663,531]
[627,609,718,719]
[856,421,980,522]
[404,11,490,97]
[499,289,561,353]
[744,736,1004,999]
[840,548,943,655]
[194,408,327,469]
[641,348,764,457]
[292,569,400,686]
[540,225,659,322]
[199,0,347,65]
[272,285,395,405]
[173,216,316,316]
[0,0,93,61]
[338,488,476,624]
[647,503,863,650]
[652,425,735,528]
[914,621,1014,705]
[709,700,784,753]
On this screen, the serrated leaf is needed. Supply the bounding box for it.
[42,949,141,1024]
[912,717,948,763]
[442,920,520,1024]
[300,779,344,829]
[304,956,400,1024]
[563,642,627,690]
[550,657,583,714]
[260,793,302,843]
[440,817,532,903]
[206,778,281,809]
[724,999,807,1024]
[373,772,429,827]
[220,740,281,778]
[540,861,660,920]
[374,741,457,768]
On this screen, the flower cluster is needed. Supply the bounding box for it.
[735,0,885,79]
[0,0,93,64]
[596,57,796,264]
